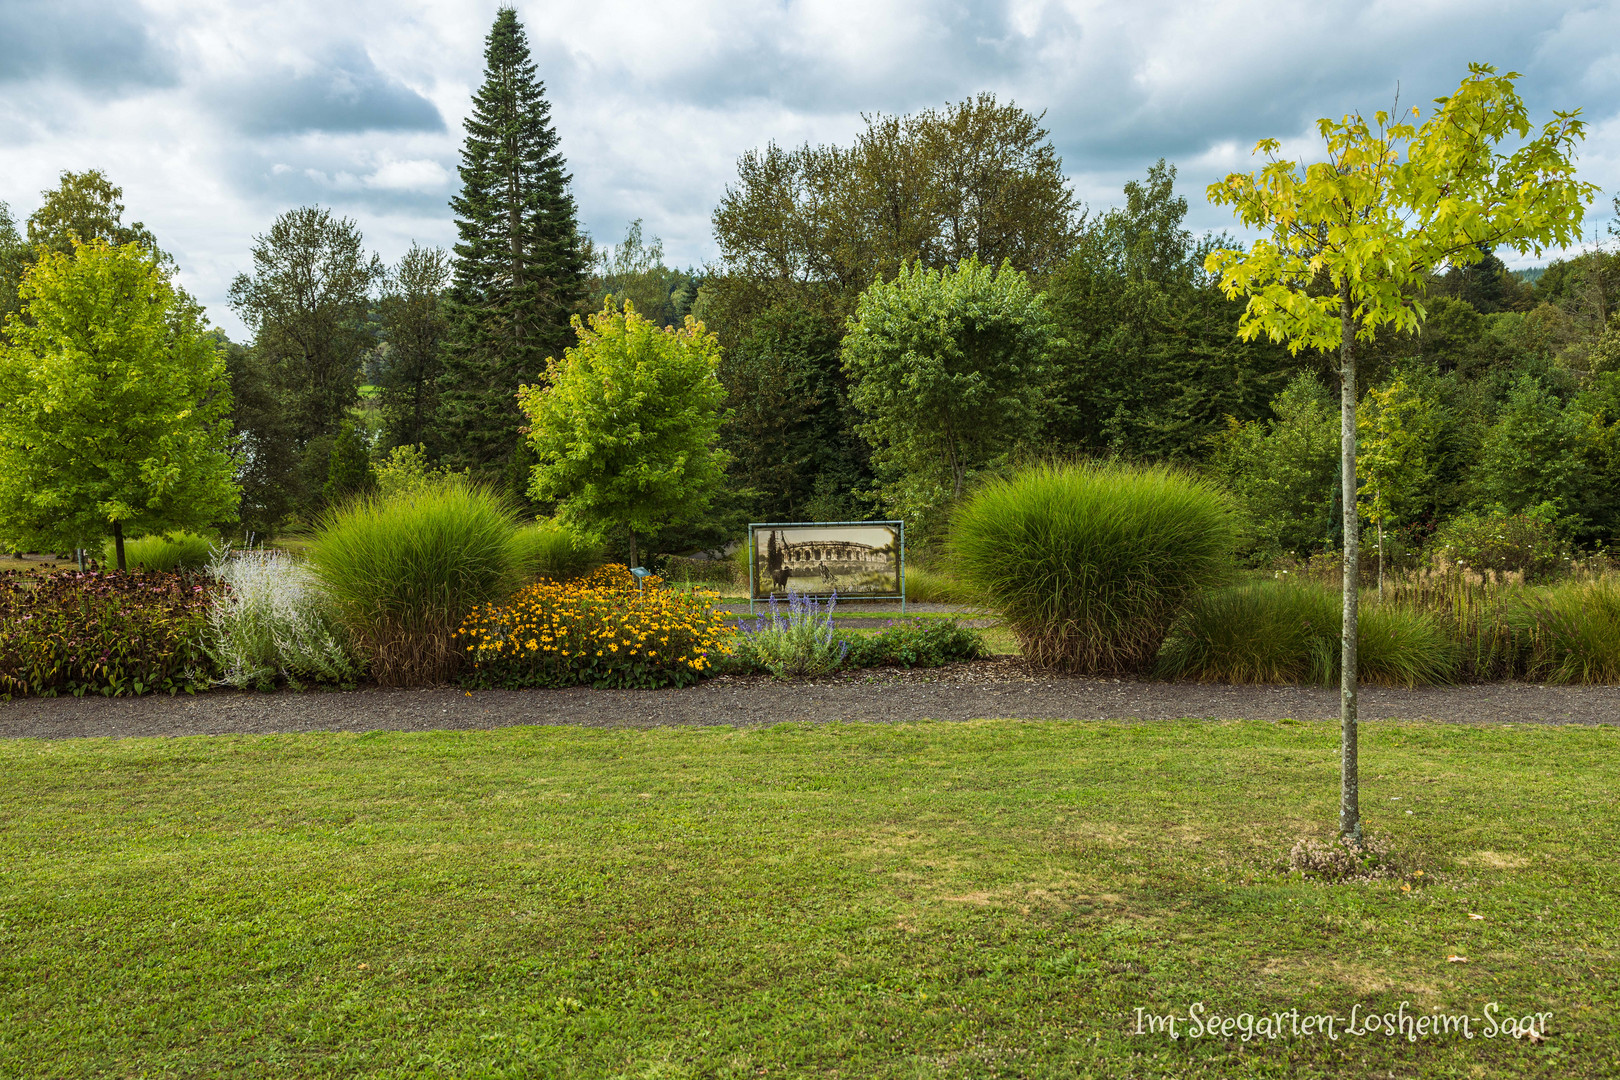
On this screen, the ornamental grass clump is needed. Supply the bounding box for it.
[108,531,216,572]
[948,462,1237,674]
[311,482,520,686]
[455,565,734,689]
[1515,577,1620,684]
[203,549,359,690]
[0,569,214,698]
[1155,580,1459,687]
[1153,580,1329,684]
[508,519,602,583]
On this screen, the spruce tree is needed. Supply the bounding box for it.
[437,7,585,493]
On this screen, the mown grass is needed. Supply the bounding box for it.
[1,720,1614,1077]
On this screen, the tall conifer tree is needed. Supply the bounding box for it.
[437,7,585,492]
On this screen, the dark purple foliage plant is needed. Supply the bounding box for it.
[0,569,216,699]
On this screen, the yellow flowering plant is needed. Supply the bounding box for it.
[454,565,736,689]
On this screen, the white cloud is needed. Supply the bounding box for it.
[364,158,451,192]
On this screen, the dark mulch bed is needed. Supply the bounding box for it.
[2,657,1617,739]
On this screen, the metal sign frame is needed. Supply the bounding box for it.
[747,520,906,614]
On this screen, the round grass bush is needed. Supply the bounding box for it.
[105,531,216,571]
[1156,580,1459,686]
[508,519,602,583]
[311,483,520,686]
[948,462,1237,674]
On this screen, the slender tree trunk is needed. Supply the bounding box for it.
[1339,286,1362,844]
[113,521,127,573]
[628,530,639,570]
[1377,520,1385,603]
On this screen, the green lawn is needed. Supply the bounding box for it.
[1,718,1614,1077]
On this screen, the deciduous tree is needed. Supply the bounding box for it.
[520,303,729,566]
[842,257,1055,532]
[0,241,237,568]
[1205,63,1596,841]
[0,203,25,338]
[1358,373,1442,594]
[712,94,1080,325]
[590,220,698,328]
[1210,373,1340,559]
[228,206,381,447]
[376,243,451,452]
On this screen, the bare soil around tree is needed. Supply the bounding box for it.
[2,657,1616,739]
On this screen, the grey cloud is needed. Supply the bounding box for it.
[0,0,177,89]
[225,157,454,220]
[1032,6,1616,175]
[214,44,443,136]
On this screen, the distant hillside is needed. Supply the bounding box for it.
[1511,266,1545,283]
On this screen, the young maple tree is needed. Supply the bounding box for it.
[1205,63,1596,841]
[520,302,730,567]
[0,240,238,568]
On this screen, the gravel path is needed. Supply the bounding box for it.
[2,658,1617,739]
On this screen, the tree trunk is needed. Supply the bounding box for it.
[1377,520,1385,603]
[1338,286,1362,844]
[113,521,126,573]
[628,530,639,570]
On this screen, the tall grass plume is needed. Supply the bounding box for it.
[311,483,519,686]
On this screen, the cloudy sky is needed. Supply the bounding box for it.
[3,0,1618,339]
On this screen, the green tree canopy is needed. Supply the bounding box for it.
[716,299,868,522]
[1358,372,1444,589]
[375,243,451,453]
[842,257,1055,531]
[711,93,1081,325]
[228,206,382,447]
[219,333,298,538]
[1044,161,1293,460]
[0,203,26,337]
[589,220,699,328]
[2,172,168,343]
[520,303,730,566]
[0,241,238,567]
[1210,373,1339,559]
[25,169,164,261]
[438,5,586,495]
[1475,375,1599,528]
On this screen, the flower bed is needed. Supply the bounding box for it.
[455,565,735,690]
[0,570,215,698]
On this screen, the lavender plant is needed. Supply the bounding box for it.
[732,590,850,678]
[204,549,360,690]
